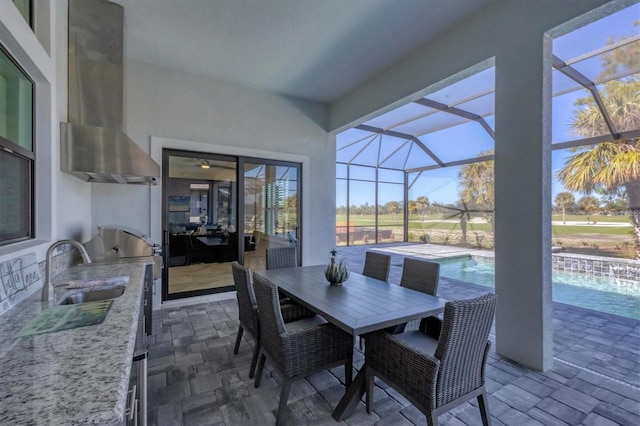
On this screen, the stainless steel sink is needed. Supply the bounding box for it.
[59,286,125,305]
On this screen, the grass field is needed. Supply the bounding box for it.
[551,214,630,224]
[336,213,636,258]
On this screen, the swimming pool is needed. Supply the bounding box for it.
[437,257,640,320]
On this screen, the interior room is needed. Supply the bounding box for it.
[0,0,637,425]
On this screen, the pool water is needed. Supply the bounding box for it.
[437,257,640,320]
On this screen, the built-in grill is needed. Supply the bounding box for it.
[85,225,162,336]
[85,226,162,278]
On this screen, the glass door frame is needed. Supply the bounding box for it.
[161,149,303,301]
[239,157,303,267]
[162,149,239,301]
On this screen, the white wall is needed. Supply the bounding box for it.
[88,59,333,267]
[0,0,93,265]
[54,0,92,244]
[327,0,622,370]
[2,0,332,290]
[0,0,93,266]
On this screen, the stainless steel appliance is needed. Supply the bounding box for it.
[85,225,158,426]
[85,225,162,336]
[61,0,160,184]
[126,262,152,426]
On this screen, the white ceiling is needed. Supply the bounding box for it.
[112,0,493,103]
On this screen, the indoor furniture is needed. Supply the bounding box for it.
[190,235,227,263]
[168,234,192,267]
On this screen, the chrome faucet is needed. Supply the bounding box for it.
[42,240,92,301]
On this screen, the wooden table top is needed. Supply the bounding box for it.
[254,265,447,335]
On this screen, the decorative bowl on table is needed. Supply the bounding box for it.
[325,257,349,286]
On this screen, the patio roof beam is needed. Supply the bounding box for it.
[407,170,423,190]
[346,134,376,164]
[337,132,377,151]
[563,34,640,66]
[378,139,411,167]
[356,124,446,167]
[414,98,495,139]
[552,128,640,151]
[552,66,640,97]
[405,154,494,174]
[552,55,620,140]
[402,128,640,174]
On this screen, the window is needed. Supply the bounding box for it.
[12,0,32,27]
[0,46,34,245]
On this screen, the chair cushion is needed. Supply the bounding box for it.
[393,330,438,356]
[286,315,327,332]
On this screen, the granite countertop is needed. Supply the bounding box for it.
[0,258,150,425]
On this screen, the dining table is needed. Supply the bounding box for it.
[195,236,227,246]
[253,264,447,421]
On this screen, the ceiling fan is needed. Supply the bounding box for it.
[192,159,235,170]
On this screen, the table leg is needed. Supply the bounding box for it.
[332,362,367,421]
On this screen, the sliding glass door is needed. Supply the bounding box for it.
[162,150,302,301]
[242,160,301,271]
[164,151,238,299]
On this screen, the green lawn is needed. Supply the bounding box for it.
[551,214,630,224]
[336,215,631,238]
[552,225,631,235]
[335,213,635,258]
[337,214,632,237]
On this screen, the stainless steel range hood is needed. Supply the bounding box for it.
[61,0,159,184]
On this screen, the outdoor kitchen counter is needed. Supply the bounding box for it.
[0,258,152,425]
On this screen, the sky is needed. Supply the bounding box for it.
[336,3,640,208]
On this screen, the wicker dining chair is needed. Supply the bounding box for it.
[266,246,298,269]
[365,293,497,426]
[231,262,315,379]
[359,251,392,349]
[252,273,354,425]
[362,251,391,282]
[265,245,313,308]
[389,257,441,334]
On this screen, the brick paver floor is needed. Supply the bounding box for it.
[147,244,639,425]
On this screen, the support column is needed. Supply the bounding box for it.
[494,35,554,371]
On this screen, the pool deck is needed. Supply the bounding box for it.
[342,244,640,416]
[147,243,640,425]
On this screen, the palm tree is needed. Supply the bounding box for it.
[602,197,628,216]
[557,81,640,257]
[407,200,417,219]
[577,196,601,224]
[458,150,495,232]
[415,196,430,221]
[554,192,575,225]
[385,201,400,220]
[557,30,640,258]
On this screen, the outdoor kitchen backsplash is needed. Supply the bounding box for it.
[0,249,75,316]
